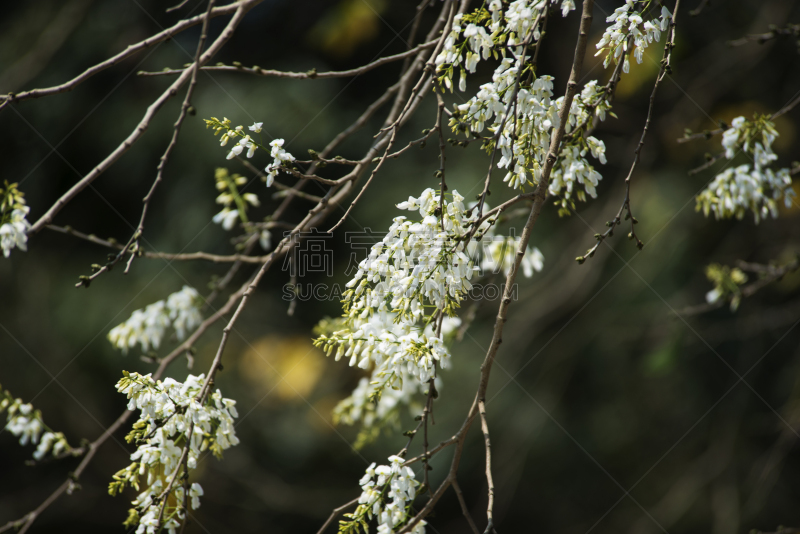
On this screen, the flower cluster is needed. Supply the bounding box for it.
[340,455,426,534]
[435,0,575,92]
[704,263,748,311]
[264,138,295,187]
[481,235,544,277]
[696,115,796,222]
[1,384,73,460]
[449,64,609,203]
[0,181,31,259]
[314,189,478,440]
[204,117,295,188]
[315,189,477,398]
[317,188,544,445]
[110,372,239,534]
[108,286,203,354]
[212,167,260,231]
[595,1,672,73]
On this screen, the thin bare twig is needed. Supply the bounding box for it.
[138,39,438,79]
[478,400,496,534]
[451,479,481,534]
[0,3,240,111]
[81,0,219,286]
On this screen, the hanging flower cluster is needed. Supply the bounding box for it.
[212,167,260,231]
[1,384,73,461]
[481,235,544,277]
[314,190,478,430]
[264,139,295,187]
[204,117,295,188]
[696,115,796,222]
[448,62,610,204]
[108,286,203,354]
[435,1,614,208]
[316,188,543,445]
[339,455,427,534]
[595,1,672,72]
[110,372,239,534]
[435,0,575,92]
[0,181,31,259]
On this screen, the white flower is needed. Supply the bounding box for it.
[705,288,721,304]
[213,208,239,230]
[257,229,272,251]
[699,116,794,222]
[318,188,482,400]
[238,135,258,159]
[353,455,424,533]
[190,483,204,510]
[248,122,263,133]
[108,287,203,354]
[0,207,31,258]
[263,138,295,188]
[225,143,243,160]
[481,236,544,278]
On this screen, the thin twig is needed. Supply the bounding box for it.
[451,479,481,534]
[315,497,360,534]
[0,3,240,111]
[85,0,219,285]
[138,40,438,79]
[478,400,496,534]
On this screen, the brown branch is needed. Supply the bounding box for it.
[138,39,438,79]
[451,479,481,534]
[27,0,263,235]
[315,497,360,534]
[436,94,447,231]
[151,2,455,511]
[678,84,800,145]
[326,0,455,233]
[0,406,133,534]
[81,0,219,286]
[728,23,800,47]
[46,224,272,263]
[478,400,496,534]
[0,2,240,111]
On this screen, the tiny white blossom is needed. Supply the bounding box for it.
[108,287,203,354]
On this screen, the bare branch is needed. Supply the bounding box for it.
[478,400,496,534]
[451,479,481,534]
[0,2,241,110]
[138,39,438,79]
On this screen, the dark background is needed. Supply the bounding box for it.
[1,1,800,533]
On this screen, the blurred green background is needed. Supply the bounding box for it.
[1,0,800,533]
